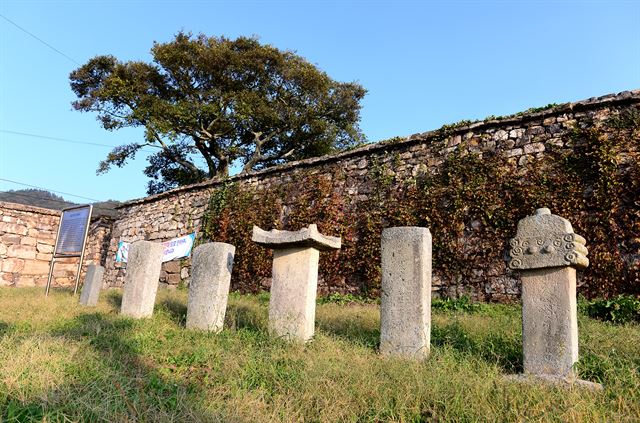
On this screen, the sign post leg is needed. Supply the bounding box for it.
[45,258,56,297]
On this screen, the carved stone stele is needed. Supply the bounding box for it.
[508,208,588,270]
[505,208,601,390]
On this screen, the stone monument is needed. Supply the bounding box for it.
[507,208,600,389]
[120,240,164,318]
[79,264,104,306]
[186,242,236,332]
[380,227,432,359]
[252,224,341,342]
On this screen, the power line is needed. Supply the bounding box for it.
[0,129,157,152]
[0,178,102,202]
[0,129,116,149]
[0,13,80,66]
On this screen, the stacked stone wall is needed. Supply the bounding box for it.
[0,202,111,288]
[102,90,640,300]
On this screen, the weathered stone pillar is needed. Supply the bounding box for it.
[508,208,599,388]
[120,241,164,318]
[380,227,432,359]
[252,224,341,342]
[79,264,104,306]
[186,242,235,332]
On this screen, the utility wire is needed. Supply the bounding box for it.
[0,178,103,202]
[1,129,116,148]
[0,129,157,153]
[0,13,81,66]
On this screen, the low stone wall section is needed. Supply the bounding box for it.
[0,202,112,288]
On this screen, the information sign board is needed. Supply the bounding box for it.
[46,204,93,296]
[55,205,92,256]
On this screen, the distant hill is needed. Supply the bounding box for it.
[0,189,120,219]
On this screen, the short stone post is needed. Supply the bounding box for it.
[79,264,105,306]
[252,224,341,342]
[186,242,236,332]
[380,227,432,359]
[508,208,599,389]
[120,240,164,318]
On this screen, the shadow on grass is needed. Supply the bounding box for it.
[0,321,11,336]
[105,289,123,311]
[225,302,267,333]
[432,321,523,373]
[157,297,188,326]
[315,313,380,350]
[1,312,219,421]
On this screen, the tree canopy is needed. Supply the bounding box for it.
[70,32,367,194]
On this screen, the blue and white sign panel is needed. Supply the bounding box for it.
[116,233,196,263]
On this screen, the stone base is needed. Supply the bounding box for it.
[504,374,603,391]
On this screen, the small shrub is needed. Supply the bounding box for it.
[432,296,485,313]
[580,295,640,324]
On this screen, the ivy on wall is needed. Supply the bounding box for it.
[200,108,639,299]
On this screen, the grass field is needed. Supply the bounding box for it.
[0,288,638,422]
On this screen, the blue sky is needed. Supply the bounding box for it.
[1,0,638,203]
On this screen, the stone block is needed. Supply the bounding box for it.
[120,241,164,318]
[380,227,432,359]
[268,246,320,341]
[36,243,54,253]
[1,257,24,273]
[22,259,51,275]
[7,244,36,260]
[524,142,545,154]
[166,273,181,284]
[1,235,21,245]
[2,223,28,235]
[186,242,235,332]
[20,237,37,246]
[79,265,105,306]
[163,260,181,274]
[36,253,53,261]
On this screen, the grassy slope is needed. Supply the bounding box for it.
[0,288,638,422]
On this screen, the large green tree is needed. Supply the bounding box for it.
[70,32,367,194]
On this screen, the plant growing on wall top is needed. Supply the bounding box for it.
[70,32,367,194]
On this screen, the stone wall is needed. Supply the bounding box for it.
[0,202,110,288]
[98,90,639,299]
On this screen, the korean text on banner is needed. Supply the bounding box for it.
[116,233,196,263]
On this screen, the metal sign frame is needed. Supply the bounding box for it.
[45,204,93,296]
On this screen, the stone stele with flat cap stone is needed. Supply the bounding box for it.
[252,224,341,342]
[507,208,601,390]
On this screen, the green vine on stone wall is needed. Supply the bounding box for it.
[199,107,639,299]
